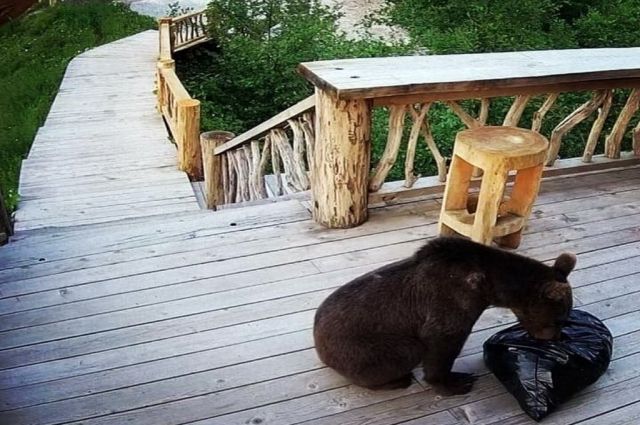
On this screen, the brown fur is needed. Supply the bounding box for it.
[313,237,575,395]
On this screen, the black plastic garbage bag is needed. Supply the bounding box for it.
[483,309,613,421]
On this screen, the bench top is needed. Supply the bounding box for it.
[298,48,640,100]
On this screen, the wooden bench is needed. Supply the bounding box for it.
[299,48,640,228]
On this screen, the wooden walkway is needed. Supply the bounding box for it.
[2,31,640,425]
[14,30,199,232]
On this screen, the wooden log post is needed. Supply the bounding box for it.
[156,59,174,113]
[312,88,372,228]
[158,17,173,60]
[200,131,235,209]
[176,98,202,180]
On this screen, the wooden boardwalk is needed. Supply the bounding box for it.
[2,31,640,425]
[14,30,199,232]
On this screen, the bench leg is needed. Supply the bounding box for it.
[470,165,508,245]
[496,164,544,248]
[439,154,474,236]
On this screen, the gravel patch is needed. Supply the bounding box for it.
[124,0,407,43]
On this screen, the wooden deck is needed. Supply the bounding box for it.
[14,30,199,232]
[2,31,640,425]
[1,165,640,424]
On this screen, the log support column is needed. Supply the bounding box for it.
[177,98,202,180]
[311,88,371,228]
[200,131,235,210]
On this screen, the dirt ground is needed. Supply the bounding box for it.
[125,0,407,43]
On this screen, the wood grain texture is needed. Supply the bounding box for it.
[300,48,640,100]
[369,105,407,191]
[311,89,371,228]
[547,90,608,165]
[583,90,613,162]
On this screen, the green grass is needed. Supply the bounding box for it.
[0,1,155,212]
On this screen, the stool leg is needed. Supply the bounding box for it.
[497,164,544,249]
[439,154,474,237]
[470,165,508,245]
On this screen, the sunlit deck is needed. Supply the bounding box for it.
[1,165,640,424]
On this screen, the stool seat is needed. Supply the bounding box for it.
[439,126,550,248]
[455,126,549,170]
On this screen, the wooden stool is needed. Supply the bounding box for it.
[439,126,549,248]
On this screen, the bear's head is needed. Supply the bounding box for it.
[511,253,576,340]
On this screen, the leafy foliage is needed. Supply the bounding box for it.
[0,1,154,211]
[177,0,412,134]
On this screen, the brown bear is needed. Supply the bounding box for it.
[313,237,575,395]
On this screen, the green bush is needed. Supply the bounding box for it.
[387,0,577,54]
[573,0,640,47]
[0,1,154,212]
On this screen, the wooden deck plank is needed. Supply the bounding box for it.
[576,400,640,425]
[299,47,640,100]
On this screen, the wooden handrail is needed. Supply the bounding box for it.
[215,95,315,155]
[157,64,202,179]
[161,68,191,101]
[171,9,206,23]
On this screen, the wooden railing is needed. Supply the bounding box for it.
[171,10,208,52]
[201,96,315,205]
[199,48,640,227]
[156,14,206,180]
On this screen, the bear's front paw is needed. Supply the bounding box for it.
[431,372,476,396]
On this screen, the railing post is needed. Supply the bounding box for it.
[177,98,202,180]
[156,59,174,113]
[158,17,173,60]
[312,88,372,228]
[200,131,235,209]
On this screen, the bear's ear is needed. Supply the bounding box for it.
[543,281,572,302]
[553,253,576,281]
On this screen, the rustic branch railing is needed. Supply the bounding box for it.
[199,96,315,207]
[170,10,208,52]
[295,48,640,228]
